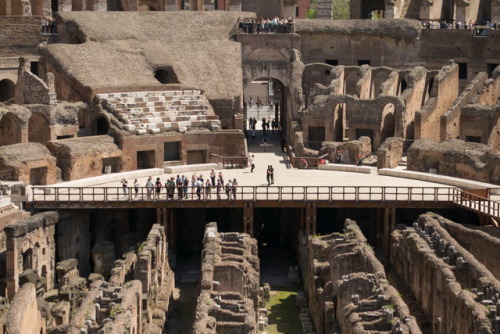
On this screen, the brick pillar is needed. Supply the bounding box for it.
[382,207,396,254]
[6,232,19,300]
[305,202,317,235]
[243,202,253,236]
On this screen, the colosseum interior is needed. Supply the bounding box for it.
[0,0,499,333]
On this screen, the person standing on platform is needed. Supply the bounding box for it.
[250,155,255,173]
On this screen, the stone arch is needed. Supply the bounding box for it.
[398,77,408,95]
[370,70,390,98]
[344,69,360,96]
[244,77,288,130]
[29,113,51,144]
[0,113,21,146]
[0,79,15,102]
[29,0,44,14]
[380,102,395,143]
[95,116,109,135]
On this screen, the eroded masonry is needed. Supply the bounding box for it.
[0,4,499,334]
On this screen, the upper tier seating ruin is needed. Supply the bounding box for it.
[97,90,221,134]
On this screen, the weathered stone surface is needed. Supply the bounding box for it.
[407,138,500,183]
[377,137,404,169]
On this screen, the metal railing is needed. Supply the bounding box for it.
[29,185,459,204]
[452,190,500,219]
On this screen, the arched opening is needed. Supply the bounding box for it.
[344,70,359,96]
[29,113,50,144]
[22,249,33,271]
[333,103,346,142]
[244,77,287,133]
[154,68,179,84]
[51,0,57,12]
[370,72,389,98]
[0,79,15,102]
[399,78,408,95]
[95,116,109,135]
[0,114,21,146]
[360,0,384,18]
[380,103,395,144]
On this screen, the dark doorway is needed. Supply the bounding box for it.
[356,128,374,144]
[0,79,15,102]
[96,117,109,135]
[164,141,180,161]
[308,126,325,143]
[51,0,58,12]
[30,167,47,185]
[22,249,33,271]
[154,68,178,84]
[137,150,155,169]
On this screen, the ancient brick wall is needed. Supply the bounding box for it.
[193,223,259,334]
[4,211,59,299]
[0,17,46,57]
[299,219,421,334]
[436,216,500,282]
[6,283,45,334]
[407,138,500,184]
[391,213,500,333]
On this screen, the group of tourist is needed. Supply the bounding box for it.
[239,17,295,34]
[120,169,240,200]
[41,17,57,34]
[421,20,499,30]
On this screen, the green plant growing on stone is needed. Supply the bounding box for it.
[383,303,395,310]
[110,304,124,317]
[332,0,350,20]
[307,0,318,19]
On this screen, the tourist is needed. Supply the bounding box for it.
[218,171,224,186]
[133,179,139,199]
[269,165,274,184]
[263,135,268,152]
[145,176,154,199]
[250,154,255,173]
[166,177,175,200]
[232,178,238,200]
[216,178,222,200]
[335,151,343,164]
[196,177,203,200]
[121,178,128,198]
[300,158,308,169]
[205,179,212,199]
[182,175,189,199]
[225,179,232,199]
[210,168,216,187]
[248,96,253,108]
[280,137,286,153]
[266,165,273,186]
[176,175,183,199]
[155,177,162,199]
[191,174,197,199]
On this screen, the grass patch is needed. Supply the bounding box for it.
[264,285,302,334]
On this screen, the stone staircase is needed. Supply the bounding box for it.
[400,0,421,19]
[96,90,221,135]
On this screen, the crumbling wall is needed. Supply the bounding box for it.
[407,138,500,184]
[415,63,458,141]
[435,216,500,281]
[299,219,421,334]
[15,57,56,106]
[193,222,259,334]
[391,213,500,333]
[47,135,122,181]
[6,283,45,334]
[4,211,59,299]
[377,137,404,169]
